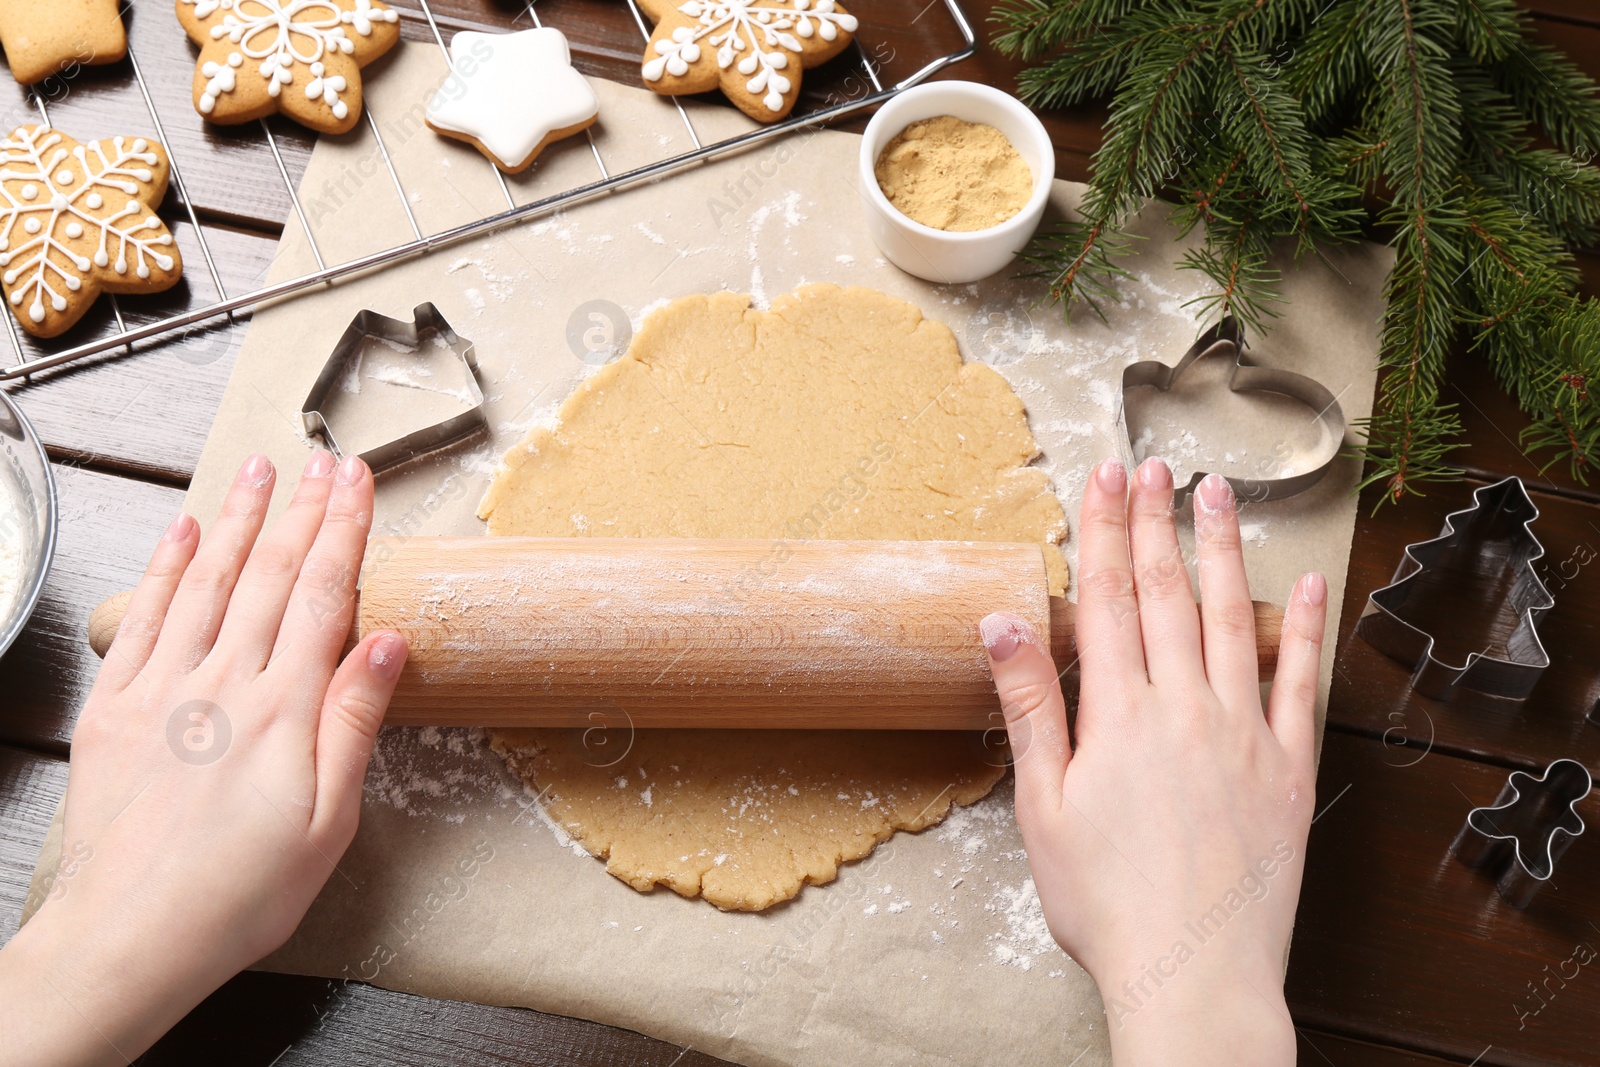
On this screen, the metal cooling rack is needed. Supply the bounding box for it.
[0,0,975,383]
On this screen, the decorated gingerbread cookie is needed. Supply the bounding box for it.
[0,126,184,339]
[638,0,858,122]
[426,28,600,174]
[176,0,401,135]
[0,0,128,85]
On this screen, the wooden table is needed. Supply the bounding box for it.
[1,1,1597,1064]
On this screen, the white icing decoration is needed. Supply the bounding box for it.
[643,0,856,111]
[180,0,396,118]
[643,27,702,81]
[426,29,600,171]
[305,61,351,120]
[0,128,177,325]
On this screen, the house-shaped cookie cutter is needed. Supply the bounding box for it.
[1452,758,1591,908]
[1115,316,1347,503]
[1355,477,1554,701]
[300,303,486,474]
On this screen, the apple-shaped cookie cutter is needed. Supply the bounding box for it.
[1451,757,1591,908]
[1355,477,1554,701]
[1116,316,1346,503]
[300,303,486,474]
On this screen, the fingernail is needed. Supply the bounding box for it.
[980,612,1037,663]
[237,453,273,487]
[336,454,366,486]
[1096,458,1126,494]
[163,512,196,542]
[1301,572,1327,607]
[304,449,335,478]
[368,632,407,682]
[1138,456,1172,489]
[1195,473,1234,518]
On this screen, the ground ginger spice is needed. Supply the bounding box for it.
[873,115,1033,232]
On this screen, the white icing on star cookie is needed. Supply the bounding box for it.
[426,28,600,174]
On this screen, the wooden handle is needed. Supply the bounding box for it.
[87,537,1284,730]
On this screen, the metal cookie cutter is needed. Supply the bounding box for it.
[301,303,486,474]
[1452,758,1591,908]
[1355,477,1554,701]
[1114,316,1346,503]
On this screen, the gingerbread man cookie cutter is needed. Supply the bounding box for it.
[1452,758,1591,908]
[300,303,485,474]
[1355,476,1554,701]
[1113,316,1346,503]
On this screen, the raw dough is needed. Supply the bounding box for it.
[490,730,1003,912]
[482,284,1067,911]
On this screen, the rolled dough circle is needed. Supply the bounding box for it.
[484,284,1067,911]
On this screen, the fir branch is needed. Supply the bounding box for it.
[1179,218,1285,335]
[1491,41,1600,158]
[994,0,1600,503]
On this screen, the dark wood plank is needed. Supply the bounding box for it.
[1287,730,1600,1067]
[0,744,68,937]
[0,463,182,755]
[3,223,277,483]
[1327,478,1600,773]
[1526,1,1600,29]
[1297,1029,1482,1066]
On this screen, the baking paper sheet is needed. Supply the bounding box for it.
[30,43,1391,1066]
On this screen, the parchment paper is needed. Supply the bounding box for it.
[30,42,1391,1066]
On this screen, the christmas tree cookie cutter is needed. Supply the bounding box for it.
[300,303,485,475]
[1114,316,1346,503]
[1355,477,1554,701]
[1451,758,1591,908]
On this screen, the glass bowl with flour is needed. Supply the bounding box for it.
[0,391,57,660]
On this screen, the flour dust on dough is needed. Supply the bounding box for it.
[481,284,1067,911]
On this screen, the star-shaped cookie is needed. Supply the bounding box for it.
[638,0,858,122]
[0,126,184,339]
[426,28,600,174]
[0,0,127,85]
[176,0,402,135]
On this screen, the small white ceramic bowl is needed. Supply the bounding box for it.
[858,80,1055,285]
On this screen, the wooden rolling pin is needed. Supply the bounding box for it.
[88,537,1283,730]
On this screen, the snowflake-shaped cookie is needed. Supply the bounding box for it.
[176,0,401,135]
[0,126,183,339]
[638,0,858,122]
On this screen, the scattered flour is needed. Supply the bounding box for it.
[364,726,492,826]
[631,296,673,332]
[986,878,1061,972]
